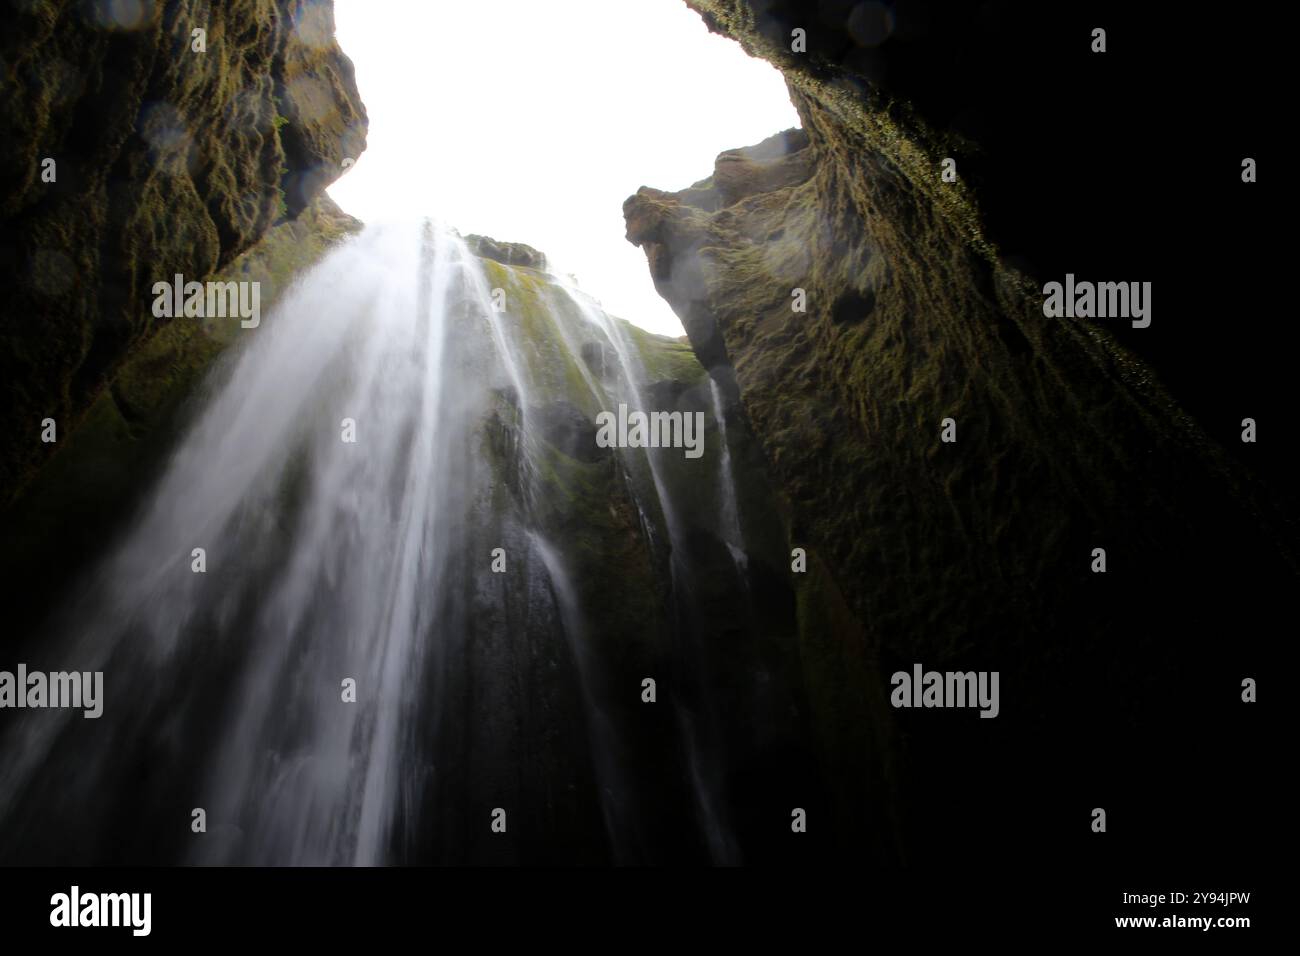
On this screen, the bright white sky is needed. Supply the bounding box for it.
[327,0,800,335]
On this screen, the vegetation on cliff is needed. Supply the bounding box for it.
[0,0,367,504]
[625,0,1292,866]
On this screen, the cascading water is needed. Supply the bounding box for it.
[0,219,764,865]
[709,378,747,573]
[0,222,480,864]
[547,280,740,864]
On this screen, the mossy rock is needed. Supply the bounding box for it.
[0,0,368,504]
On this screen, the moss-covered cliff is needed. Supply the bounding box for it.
[0,0,367,504]
[462,251,900,861]
[626,0,1293,867]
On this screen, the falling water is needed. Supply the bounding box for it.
[548,280,741,864]
[0,223,476,863]
[0,220,750,865]
[709,378,747,572]
[548,280,680,539]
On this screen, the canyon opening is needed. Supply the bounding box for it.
[0,0,1286,941]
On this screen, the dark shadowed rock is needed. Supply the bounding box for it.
[531,399,605,463]
[627,0,1295,869]
[580,340,608,379]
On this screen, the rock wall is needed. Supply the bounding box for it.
[671,0,1289,488]
[0,0,367,504]
[468,254,899,862]
[626,0,1292,867]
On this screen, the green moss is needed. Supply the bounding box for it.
[686,0,992,261]
[623,321,706,384]
[479,259,601,413]
[476,386,667,662]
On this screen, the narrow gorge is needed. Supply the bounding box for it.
[0,0,1288,886]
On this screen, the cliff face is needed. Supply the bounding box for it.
[670,1,1288,486]
[448,252,901,863]
[0,0,367,503]
[626,1,1291,866]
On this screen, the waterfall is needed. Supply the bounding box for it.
[0,223,477,864]
[548,280,741,865]
[0,220,753,865]
[547,280,681,539]
[709,377,747,571]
